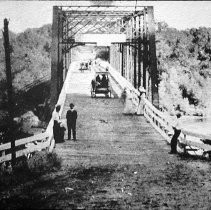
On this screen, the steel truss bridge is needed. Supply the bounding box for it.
[51,4,158,109]
[1,3,210,165]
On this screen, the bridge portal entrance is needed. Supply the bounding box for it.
[51,2,159,109]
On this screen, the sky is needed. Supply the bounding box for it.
[0,1,211,33]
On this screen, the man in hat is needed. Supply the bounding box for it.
[136,86,146,115]
[66,103,78,141]
[169,112,182,154]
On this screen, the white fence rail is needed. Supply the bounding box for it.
[144,98,211,154]
[106,61,211,155]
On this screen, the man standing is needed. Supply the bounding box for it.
[169,112,182,154]
[66,103,77,141]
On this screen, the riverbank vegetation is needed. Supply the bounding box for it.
[157,22,211,115]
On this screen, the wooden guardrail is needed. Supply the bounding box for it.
[143,98,174,142]
[0,63,76,164]
[105,61,211,156]
[0,133,49,163]
[144,99,211,155]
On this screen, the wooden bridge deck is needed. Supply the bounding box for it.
[55,63,168,167]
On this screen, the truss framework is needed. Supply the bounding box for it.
[51,4,159,110]
[59,5,146,43]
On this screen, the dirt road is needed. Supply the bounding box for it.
[1,67,211,209]
[1,94,211,209]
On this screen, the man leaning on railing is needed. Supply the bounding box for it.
[169,112,182,154]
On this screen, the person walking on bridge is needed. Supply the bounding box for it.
[66,103,77,141]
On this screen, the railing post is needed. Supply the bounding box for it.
[183,133,187,153]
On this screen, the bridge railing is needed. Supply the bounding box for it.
[143,98,174,142]
[179,129,211,153]
[144,100,211,153]
[105,61,211,154]
[105,62,175,141]
[0,63,75,164]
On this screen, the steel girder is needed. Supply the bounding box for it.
[59,5,146,45]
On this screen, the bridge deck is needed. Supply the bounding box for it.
[55,63,168,166]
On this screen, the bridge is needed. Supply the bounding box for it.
[1,3,211,165]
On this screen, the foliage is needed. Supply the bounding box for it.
[27,151,62,175]
[0,151,62,189]
[95,46,110,61]
[0,24,51,105]
[157,24,211,115]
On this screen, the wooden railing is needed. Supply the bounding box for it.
[106,61,211,155]
[143,98,174,143]
[0,63,75,164]
[144,99,211,154]
[179,129,211,154]
[0,132,50,163]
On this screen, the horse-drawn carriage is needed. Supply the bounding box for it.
[79,61,89,72]
[91,72,111,98]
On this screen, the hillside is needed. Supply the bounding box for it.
[156,23,211,115]
[0,24,51,114]
[0,25,52,142]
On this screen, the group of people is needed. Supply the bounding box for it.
[95,74,109,89]
[121,86,182,154]
[52,87,182,155]
[52,103,77,143]
[121,86,146,115]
